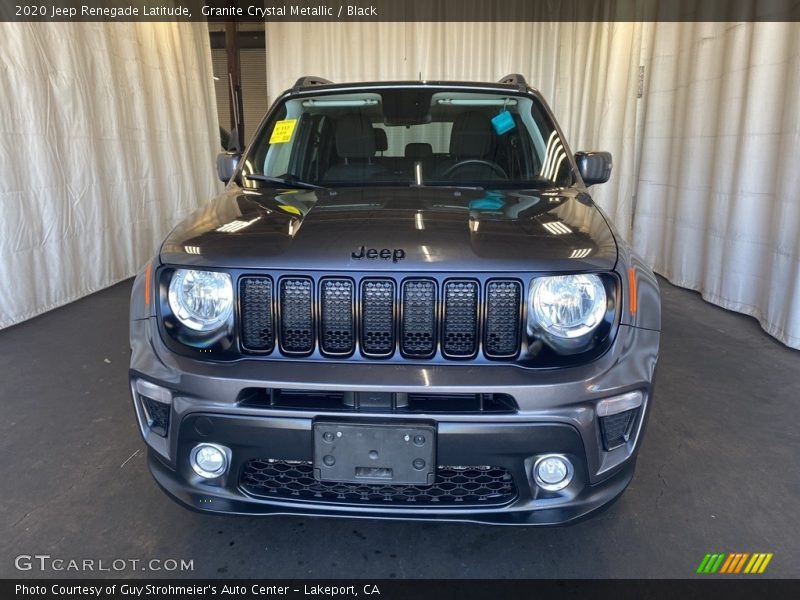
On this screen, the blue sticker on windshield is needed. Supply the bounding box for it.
[491,111,515,135]
[470,192,506,211]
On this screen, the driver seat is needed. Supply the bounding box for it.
[434,111,501,180]
[324,114,388,183]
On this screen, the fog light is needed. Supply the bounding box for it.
[190,443,230,479]
[534,454,573,491]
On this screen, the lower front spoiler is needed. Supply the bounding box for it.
[150,451,635,526]
[146,414,638,526]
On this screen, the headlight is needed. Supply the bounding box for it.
[528,274,607,340]
[168,269,233,332]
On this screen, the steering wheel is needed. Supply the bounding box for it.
[441,159,508,180]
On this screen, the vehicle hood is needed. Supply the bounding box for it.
[160,186,617,272]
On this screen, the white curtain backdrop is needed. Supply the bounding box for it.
[266,18,800,348]
[634,21,800,348]
[0,22,220,329]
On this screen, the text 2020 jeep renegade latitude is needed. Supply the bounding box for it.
[129,75,660,525]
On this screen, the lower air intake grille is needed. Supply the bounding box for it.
[401,279,436,357]
[361,279,395,356]
[600,408,639,450]
[279,278,313,354]
[141,397,170,437]
[484,280,522,358]
[442,280,479,357]
[241,460,517,507]
[239,277,274,352]
[320,279,354,355]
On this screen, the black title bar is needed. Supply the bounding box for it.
[5,579,800,600]
[1,0,800,22]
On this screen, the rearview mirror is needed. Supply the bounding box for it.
[216,152,240,183]
[575,151,612,185]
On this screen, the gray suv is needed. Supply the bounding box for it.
[129,75,660,525]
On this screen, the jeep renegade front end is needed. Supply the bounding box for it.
[129,75,660,525]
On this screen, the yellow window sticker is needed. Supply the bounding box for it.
[278,204,302,215]
[269,119,297,144]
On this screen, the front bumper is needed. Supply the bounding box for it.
[130,316,659,525]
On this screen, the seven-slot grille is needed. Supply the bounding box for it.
[239,275,522,359]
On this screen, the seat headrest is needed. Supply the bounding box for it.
[373,128,388,152]
[450,111,493,158]
[335,114,376,159]
[405,143,433,160]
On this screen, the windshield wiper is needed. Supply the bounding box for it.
[419,183,485,191]
[243,174,326,190]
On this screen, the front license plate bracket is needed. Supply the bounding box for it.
[313,422,436,485]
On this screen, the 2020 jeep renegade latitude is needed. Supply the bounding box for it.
[129,75,660,525]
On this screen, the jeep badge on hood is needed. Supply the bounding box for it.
[351,246,406,263]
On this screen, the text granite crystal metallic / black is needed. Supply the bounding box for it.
[129,74,660,525]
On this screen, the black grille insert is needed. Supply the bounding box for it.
[237,275,525,360]
[484,280,522,358]
[442,280,479,357]
[600,408,639,450]
[238,388,518,413]
[141,397,170,437]
[401,279,436,357]
[279,278,314,354]
[320,279,354,355]
[239,277,274,352]
[241,460,517,506]
[360,279,395,357]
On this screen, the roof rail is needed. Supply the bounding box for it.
[292,75,333,92]
[497,73,528,92]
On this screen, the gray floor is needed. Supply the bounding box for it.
[1,277,798,579]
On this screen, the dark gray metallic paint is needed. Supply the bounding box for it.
[160,187,618,273]
[129,78,661,524]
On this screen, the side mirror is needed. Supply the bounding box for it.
[216,152,240,183]
[575,151,612,185]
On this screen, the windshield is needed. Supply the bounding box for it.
[240,88,574,189]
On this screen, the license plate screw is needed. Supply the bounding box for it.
[323,455,335,466]
[322,431,334,443]
[413,435,426,446]
[412,458,426,470]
